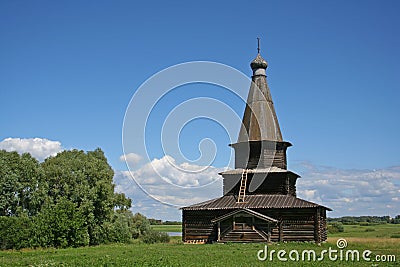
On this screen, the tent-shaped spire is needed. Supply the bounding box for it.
[237,52,282,142]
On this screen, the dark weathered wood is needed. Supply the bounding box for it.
[181,51,329,244]
[278,221,283,242]
[223,172,299,197]
[182,207,328,243]
[231,141,291,170]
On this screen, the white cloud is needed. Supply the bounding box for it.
[113,155,225,220]
[302,189,316,200]
[120,153,143,167]
[134,155,223,187]
[113,171,182,220]
[0,137,63,161]
[114,157,400,220]
[295,162,400,217]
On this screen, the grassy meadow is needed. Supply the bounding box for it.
[150,225,182,233]
[1,224,399,266]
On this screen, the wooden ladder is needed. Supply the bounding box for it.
[237,169,248,203]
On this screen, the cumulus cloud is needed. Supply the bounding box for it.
[119,153,143,167]
[134,155,223,187]
[114,158,400,220]
[114,171,183,220]
[296,163,400,217]
[113,155,225,219]
[0,137,63,161]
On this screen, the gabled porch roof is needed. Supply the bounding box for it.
[211,208,278,224]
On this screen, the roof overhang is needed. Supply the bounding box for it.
[218,167,301,178]
[229,140,293,148]
[181,194,332,211]
[211,208,278,224]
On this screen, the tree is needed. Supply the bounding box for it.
[327,222,344,233]
[32,198,89,248]
[0,150,44,216]
[131,212,151,238]
[41,148,131,245]
[0,148,134,249]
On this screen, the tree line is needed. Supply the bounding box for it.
[148,218,181,225]
[0,149,168,250]
[328,215,400,224]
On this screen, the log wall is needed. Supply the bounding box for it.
[232,141,289,170]
[223,173,298,197]
[182,209,233,243]
[182,207,328,243]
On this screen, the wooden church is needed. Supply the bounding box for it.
[181,45,331,243]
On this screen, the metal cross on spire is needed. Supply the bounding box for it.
[257,37,260,54]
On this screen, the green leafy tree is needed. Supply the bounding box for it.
[131,212,151,238]
[141,229,170,244]
[41,148,131,245]
[0,215,32,250]
[0,148,134,249]
[102,210,133,243]
[0,150,44,216]
[32,198,89,248]
[327,222,344,233]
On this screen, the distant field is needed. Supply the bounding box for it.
[151,224,182,232]
[329,223,400,238]
[1,224,399,266]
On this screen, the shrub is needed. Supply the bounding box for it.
[102,212,132,244]
[131,213,151,238]
[365,228,375,232]
[327,222,344,234]
[0,216,32,250]
[141,230,170,244]
[32,199,89,248]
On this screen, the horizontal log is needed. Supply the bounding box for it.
[185,229,213,232]
[283,227,315,230]
[184,230,214,234]
[283,229,314,233]
[283,233,315,236]
[283,224,314,228]
[283,238,315,241]
[185,224,214,228]
[184,233,213,237]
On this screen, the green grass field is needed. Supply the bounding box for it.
[1,224,399,266]
[150,225,182,232]
[330,223,400,238]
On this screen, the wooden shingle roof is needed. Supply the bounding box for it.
[237,52,282,143]
[219,167,300,177]
[182,194,332,211]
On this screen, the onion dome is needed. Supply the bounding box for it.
[250,53,268,70]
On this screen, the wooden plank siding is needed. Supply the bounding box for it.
[231,141,290,170]
[223,173,298,197]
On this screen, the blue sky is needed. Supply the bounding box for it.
[1,1,399,220]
